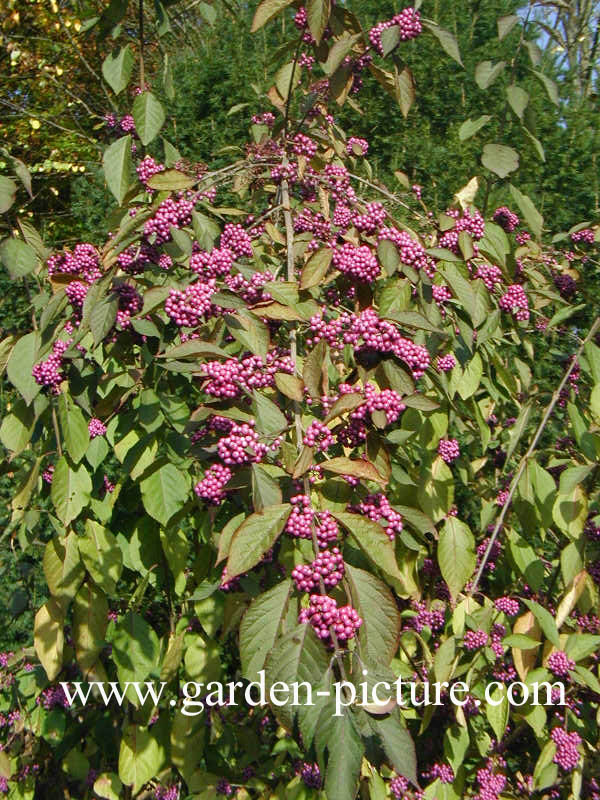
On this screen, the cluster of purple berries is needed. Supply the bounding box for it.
[217,421,268,465]
[88,418,106,439]
[346,137,368,156]
[494,596,519,616]
[194,464,233,505]
[493,206,520,233]
[498,284,530,321]
[32,339,70,393]
[551,727,581,772]
[165,280,216,327]
[291,547,344,591]
[308,308,430,378]
[303,420,334,451]
[369,8,422,56]
[436,353,456,372]
[199,351,293,399]
[571,228,595,244]
[136,155,164,187]
[285,495,339,548]
[143,195,194,244]
[348,493,403,540]
[438,438,460,463]
[299,594,362,644]
[547,650,575,677]
[47,243,102,283]
[332,242,380,283]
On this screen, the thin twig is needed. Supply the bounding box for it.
[468,315,600,598]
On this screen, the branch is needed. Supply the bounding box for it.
[468,315,600,598]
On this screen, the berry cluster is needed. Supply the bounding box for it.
[436,353,457,372]
[475,264,503,291]
[547,650,575,677]
[551,727,581,772]
[571,228,595,244]
[32,339,70,393]
[143,195,194,244]
[199,351,293,399]
[369,8,422,56]
[298,594,362,644]
[292,133,317,158]
[47,243,102,283]
[291,547,344,591]
[303,420,334,451]
[285,495,339,548]
[88,418,106,439]
[346,137,368,156]
[498,284,530,321]
[136,155,164,187]
[217,421,268,465]
[378,227,432,274]
[438,438,460,463]
[353,201,387,235]
[493,206,520,232]
[474,759,507,800]
[348,493,403,540]
[194,464,233,505]
[332,242,380,283]
[494,596,519,616]
[220,223,253,259]
[308,308,430,378]
[463,629,489,650]
[165,280,216,327]
[190,247,234,280]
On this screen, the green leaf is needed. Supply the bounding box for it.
[509,184,543,239]
[552,485,588,539]
[0,399,35,454]
[251,0,295,31]
[226,504,291,579]
[532,70,559,105]
[111,611,160,685]
[118,724,165,794]
[51,456,92,526]
[265,623,330,729]
[240,579,292,680]
[381,25,401,57]
[459,115,491,141]
[323,33,362,75]
[140,463,189,527]
[146,169,196,191]
[323,709,364,800]
[72,581,108,677]
[80,520,123,596]
[0,176,17,213]
[478,222,510,267]
[102,45,134,94]
[369,711,418,785]
[475,60,506,89]
[301,247,332,289]
[132,92,166,146]
[306,0,330,44]
[396,67,416,118]
[34,598,64,681]
[523,599,560,648]
[103,136,132,205]
[332,511,404,584]
[505,401,532,464]
[424,22,463,66]
[251,464,283,511]
[43,532,84,613]
[0,238,37,278]
[345,564,401,664]
[58,394,89,464]
[486,683,509,740]
[498,14,519,39]
[438,517,476,599]
[457,354,483,400]
[94,774,123,800]
[506,85,529,120]
[508,530,544,590]
[224,312,269,359]
[482,144,519,179]
[7,331,40,405]
[252,391,287,436]
[160,527,189,596]
[418,456,454,522]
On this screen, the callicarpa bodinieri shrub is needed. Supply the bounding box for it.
[1,1,600,799]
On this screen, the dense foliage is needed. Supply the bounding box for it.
[1,1,600,800]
